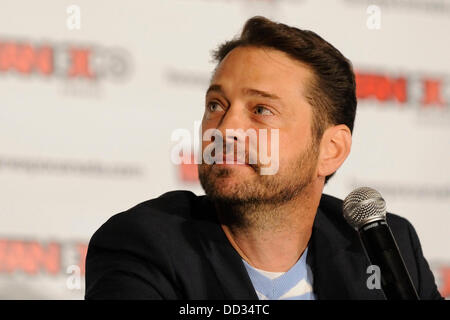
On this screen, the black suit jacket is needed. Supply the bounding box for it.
[85,190,443,300]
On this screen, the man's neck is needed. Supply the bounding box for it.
[216,182,323,273]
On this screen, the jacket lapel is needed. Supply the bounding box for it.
[192,197,258,300]
[192,218,259,299]
[308,207,386,300]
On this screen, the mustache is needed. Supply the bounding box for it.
[202,137,260,168]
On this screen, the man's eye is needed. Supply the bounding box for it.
[207,102,224,112]
[254,106,273,116]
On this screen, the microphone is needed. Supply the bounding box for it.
[343,187,420,300]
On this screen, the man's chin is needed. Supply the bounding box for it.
[200,172,253,201]
[204,186,251,205]
[208,171,250,190]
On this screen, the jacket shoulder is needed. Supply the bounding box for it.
[90,190,203,247]
[104,190,200,229]
[122,190,200,219]
[85,190,203,299]
[319,193,442,299]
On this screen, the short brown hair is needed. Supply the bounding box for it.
[211,16,357,184]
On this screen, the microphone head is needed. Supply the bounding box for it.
[343,187,387,230]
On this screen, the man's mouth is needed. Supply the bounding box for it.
[211,154,258,171]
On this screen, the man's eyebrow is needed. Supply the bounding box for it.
[205,84,223,96]
[206,84,281,100]
[242,87,281,100]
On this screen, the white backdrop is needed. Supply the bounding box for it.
[0,0,448,299]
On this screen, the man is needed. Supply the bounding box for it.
[85,16,442,300]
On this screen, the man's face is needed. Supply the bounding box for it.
[198,46,320,205]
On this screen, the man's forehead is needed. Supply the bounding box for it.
[210,46,313,95]
[217,46,311,74]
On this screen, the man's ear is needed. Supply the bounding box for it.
[317,124,352,178]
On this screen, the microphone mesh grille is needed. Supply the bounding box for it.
[343,187,387,230]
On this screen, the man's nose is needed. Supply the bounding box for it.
[216,104,248,142]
